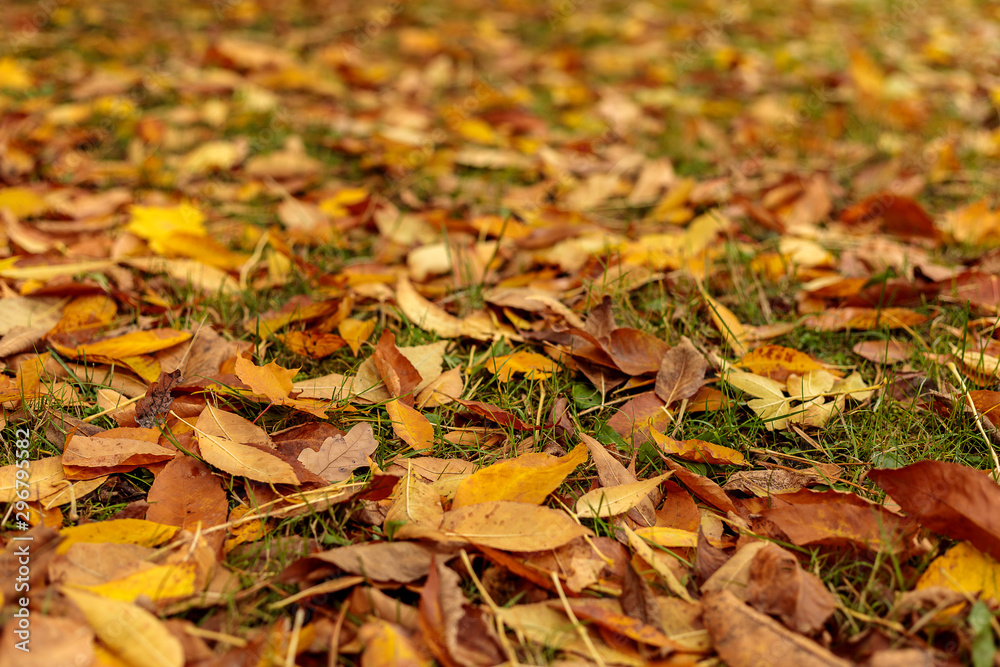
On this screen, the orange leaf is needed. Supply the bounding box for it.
[339,317,376,355]
[234,356,298,402]
[485,351,559,382]
[649,431,746,466]
[386,399,435,450]
[737,345,833,382]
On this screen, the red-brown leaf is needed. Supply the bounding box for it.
[869,460,1000,560]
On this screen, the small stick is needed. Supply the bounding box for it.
[550,572,606,667]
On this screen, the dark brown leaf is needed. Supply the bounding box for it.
[134,369,183,428]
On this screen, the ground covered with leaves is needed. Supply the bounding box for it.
[2,0,1000,665]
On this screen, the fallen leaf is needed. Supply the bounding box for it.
[61,588,184,667]
[58,519,179,555]
[339,317,376,355]
[358,619,432,667]
[452,443,587,508]
[869,460,1000,560]
[233,356,298,403]
[737,345,830,382]
[441,501,592,551]
[197,431,300,485]
[649,431,747,466]
[655,336,708,405]
[485,350,559,382]
[575,472,673,519]
[297,422,378,482]
[746,544,836,634]
[803,307,929,332]
[145,457,227,551]
[386,399,435,451]
[703,590,851,667]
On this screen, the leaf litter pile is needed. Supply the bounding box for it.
[1,0,1000,665]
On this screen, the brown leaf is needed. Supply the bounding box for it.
[607,391,671,443]
[655,336,708,405]
[135,368,183,428]
[585,295,618,340]
[297,423,378,482]
[803,307,928,332]
[373,329,422,403]
[145,457,227,555]
[455,399,535,430]
[283,542,447,585]
[869,460,1000,560]
[696,525,730,582]
[662,458,736,514]
[419,557,502,667]
[607,328,671,375]
[62,432,175,478]
[746,544,836,634]
[840,193,938,240]
[852,339,914,365]
[723,466,839,496]
[760,496,911,554]
[703,590,851,667]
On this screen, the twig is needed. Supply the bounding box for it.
[550,572,606,667]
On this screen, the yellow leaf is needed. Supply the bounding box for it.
[395,277,461,338]
[339,318,376,355]
[456,118,500,145]
[485,351,560,382]
[61,588,184,667]
[197,431,300,485]
[49,329,191,361]
[737,345,830,381]
[634,526,699,548]
[58,519,179,555]
[441,501,592,551]
[726,370,786,400]
[234,356,298,402]
[318,187,368,217]
[0,456,66,502]
[575,472,673,519]
[0,58,33,91]
[76,563,197,604]
[127,203,207,254]
[0,187,47,218]
[358,619,432,667]
[700,288,749,357]
[224,505,268,554]
[622,524,693,602]
[917,541,1000,614]
[385,399,434,451]
[452,444,588,509]
[121,257,240,295]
